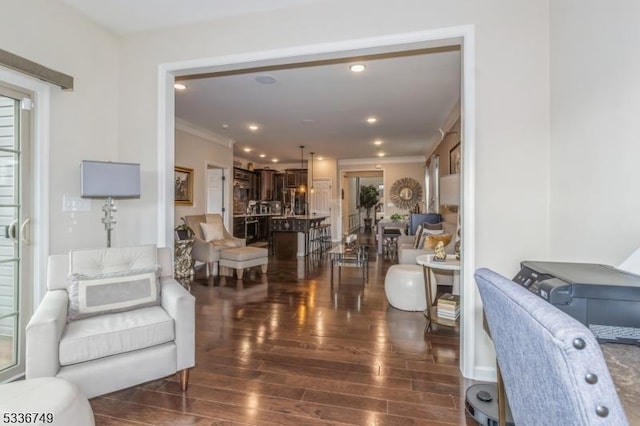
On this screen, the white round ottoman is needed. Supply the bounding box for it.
[0,377,94,425]
[384,264,427,311]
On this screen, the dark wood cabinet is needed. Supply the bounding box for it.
[233,217,245,238]
[285,170,297,187]
[249,172,259,200]
[285,169,308,188]
[274,173,285,202]
[256,169,276,200]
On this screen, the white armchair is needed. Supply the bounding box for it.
[182,214,245,276]
[25,245,195,398]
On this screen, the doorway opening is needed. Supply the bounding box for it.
[158,27,476,378]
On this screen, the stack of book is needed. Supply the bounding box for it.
[437,293,460,320]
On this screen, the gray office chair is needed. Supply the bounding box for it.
[474,268,628,426]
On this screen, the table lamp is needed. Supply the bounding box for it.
[80,160,141,247]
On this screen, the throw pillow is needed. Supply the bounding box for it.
[200,221,224,242]
[423,232,452,250]
[424,222,443,231]
[413,223,424,248]
[67,266,161,321]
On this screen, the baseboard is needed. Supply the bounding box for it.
[474,365,497,383]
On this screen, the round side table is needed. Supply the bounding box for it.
[416,254,461,332]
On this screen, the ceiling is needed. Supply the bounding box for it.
[59,0,462,165]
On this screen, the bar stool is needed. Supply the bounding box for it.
[308,222,320,254]
[319,223,332,252]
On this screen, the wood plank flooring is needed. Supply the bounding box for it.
[91,230,478,425]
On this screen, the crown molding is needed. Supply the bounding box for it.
[175,118,235,148]
[338,156,425,166]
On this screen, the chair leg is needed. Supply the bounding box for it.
[178,368,190,391]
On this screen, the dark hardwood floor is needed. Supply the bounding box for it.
[90,229,478,425]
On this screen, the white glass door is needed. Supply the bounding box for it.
[0,85,31,382]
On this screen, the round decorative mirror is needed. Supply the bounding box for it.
[399,187,413,201]
[389,177,423,210]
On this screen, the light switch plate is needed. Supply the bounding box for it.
[63,195,91,212]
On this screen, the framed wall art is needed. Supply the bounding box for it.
[175,166,193,206]
[449,142,461,174]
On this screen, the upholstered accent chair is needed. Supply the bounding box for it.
[182,214,245,276]
[474,268,628,426]
[26,245,195,398]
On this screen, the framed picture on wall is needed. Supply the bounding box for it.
[449,142,461,174]
[175,166,193,206]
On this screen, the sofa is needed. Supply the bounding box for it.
[182,214,245,276]
[397,221,457,287]
[25,245,195,398]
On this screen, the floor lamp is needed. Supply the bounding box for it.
[80,160,141,247]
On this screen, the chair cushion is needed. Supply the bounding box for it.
[200,221,224,242]
[211,239,242,248]
[59,306,174,366]
[67,266,161,321]
[220,246,268,261]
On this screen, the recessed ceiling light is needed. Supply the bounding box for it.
[255,75,277,84]
[367,117,377,124]
[259,154,266,158]
[243,147,252,152]
[350,64,366,73]
[377,152,385,157]
[174,83,187,90]
[318,157,324,161]
[374,140,383,145]
[272,158,279,163]
[248,124,259,131]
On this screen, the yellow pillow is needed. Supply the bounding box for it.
[423,232,452,250]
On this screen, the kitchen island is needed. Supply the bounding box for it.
[269,215,328,258]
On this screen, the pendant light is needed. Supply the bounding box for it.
[298,145,306,193]
[309,152,315,194]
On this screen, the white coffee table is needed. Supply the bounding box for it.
[416,254,461,332]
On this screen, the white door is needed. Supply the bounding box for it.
[311,178,332,239]
[0,85,32,382]
[206,167,224,215]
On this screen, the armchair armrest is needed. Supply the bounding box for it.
[161,278,195,370]
[25,290,68,378]
[191,237,219,263]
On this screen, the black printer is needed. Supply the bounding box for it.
[513,261,640,345]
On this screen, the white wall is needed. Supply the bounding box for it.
[1,0,121,253]
[174,127,234,227]
[4,0,553,379]
[550,0,640,265]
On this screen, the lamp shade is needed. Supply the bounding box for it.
[439,173,460,206]
[81,160,141,198]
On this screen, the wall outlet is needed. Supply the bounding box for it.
[63,195,91,212]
